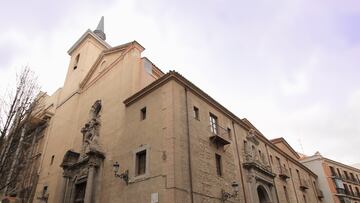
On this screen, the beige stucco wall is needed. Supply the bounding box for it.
[60,36,106,103]
[34,37,161,202]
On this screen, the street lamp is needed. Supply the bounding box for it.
[113,161,129,185]
[221,181,239,202]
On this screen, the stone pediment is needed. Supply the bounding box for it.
[61,150,80,169]
[79,42,139,90]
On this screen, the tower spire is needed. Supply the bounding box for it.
[94,16,106,40]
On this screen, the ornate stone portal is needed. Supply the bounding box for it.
[243,129,277,203]
[60,100,105,203]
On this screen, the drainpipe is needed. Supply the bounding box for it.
[184,87,194,203]
[232,121,247,203]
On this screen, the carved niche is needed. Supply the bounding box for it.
[81,100,102,155]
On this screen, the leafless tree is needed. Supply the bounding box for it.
[0,66,42,196]
[0,67,40,145]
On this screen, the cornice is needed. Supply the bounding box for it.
[270,137,301,159]
[325,158,360,173]
[67,29,111,55]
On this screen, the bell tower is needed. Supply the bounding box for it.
[60,17,110,101]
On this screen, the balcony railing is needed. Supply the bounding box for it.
[336,188,345,195]
[208,124,230,147]
[243,150,275,178]
[300,178,309,190]
[347,177,359,184]
[278,166,290,180]
[335,174,360,185]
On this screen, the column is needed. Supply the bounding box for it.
[84,163,96,203]
[59,172,69,203]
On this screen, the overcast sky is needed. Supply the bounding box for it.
[0,0,359,165]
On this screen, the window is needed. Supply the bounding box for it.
[356,187,360,196]
[209,113,218,135]
[215,153,222,176]
[276,156,281,167]
[337,168,342,178]
[350,173,355,181]
[344,171,349,179]
[193,106,199,120]
[296,169,301,181]
[73,54,80,70]
[270,155,273,164]
[344,184,350,195]
[349,185,354,196]
[227,128,231,138]
[74,182,86,202]
[140,107,147,120]
[42,186,48,196]
[50,155,55,165]
[329,166,337,176]
[284,186,290,203]
[136,150,147,176]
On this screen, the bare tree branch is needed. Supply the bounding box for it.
[0,66,42,197]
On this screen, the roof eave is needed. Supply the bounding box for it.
[67,29,111,55]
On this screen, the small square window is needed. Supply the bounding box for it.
[73,54,80,70]
[50,155,55,165]
[136,150,147,176]
[140,107,147,120]
[215,153,222,176]
[193,106,199,120]
[227,128,231,138]
[43,186,48,196]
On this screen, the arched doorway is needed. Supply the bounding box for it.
[257,185,271,203]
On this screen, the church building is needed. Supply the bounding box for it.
[26,17,325,203]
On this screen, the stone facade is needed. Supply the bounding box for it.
[25,19,325,203]
[301,153,360,203]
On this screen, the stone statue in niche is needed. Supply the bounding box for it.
[247,129,256,139]
[244,142,252,161]
[81,100,102,155]
[246,129,259,145]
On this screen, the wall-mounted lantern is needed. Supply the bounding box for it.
[221,181,239,202]
[113,161,129,185]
